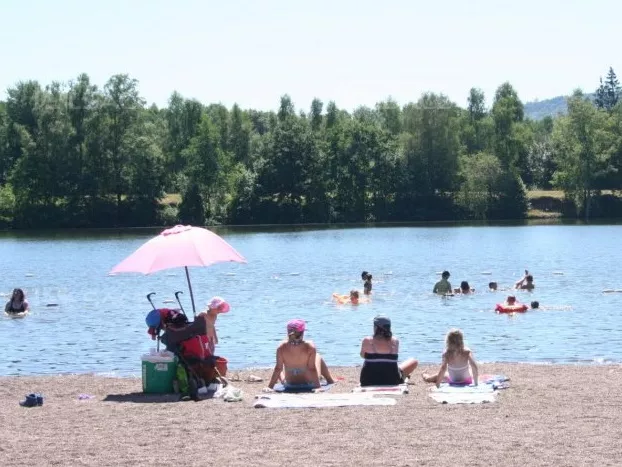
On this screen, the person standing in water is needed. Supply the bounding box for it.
[362,271,373,295]
[433,271,452,295]
[5,288,29,314]
[515,270,535,290]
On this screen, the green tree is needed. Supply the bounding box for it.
[595,67,621,112]
[552,90,613,219]
[456,152,503,219]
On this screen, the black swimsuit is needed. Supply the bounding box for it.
[6,301,26,313]
[360,339,403,386]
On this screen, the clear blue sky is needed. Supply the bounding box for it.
[1,0,620,111]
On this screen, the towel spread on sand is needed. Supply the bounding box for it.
[253,393,396,409]
[352,384,409,395]
[272,381,334,393]
[428,374,510,404]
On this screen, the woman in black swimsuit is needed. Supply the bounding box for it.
[5,288,29,314]
[359,316,418,386]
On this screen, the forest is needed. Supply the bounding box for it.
[0,68,621,228]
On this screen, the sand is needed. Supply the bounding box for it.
[1,363,620,467]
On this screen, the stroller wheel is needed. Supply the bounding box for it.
[188,375,199,401]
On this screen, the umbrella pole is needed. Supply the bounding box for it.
[185,266,197,317]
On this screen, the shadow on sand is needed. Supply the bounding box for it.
[103,392,182,404]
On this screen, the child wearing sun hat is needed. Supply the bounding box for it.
[201,297,230,355]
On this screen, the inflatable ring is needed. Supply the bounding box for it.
[495,303,528,314]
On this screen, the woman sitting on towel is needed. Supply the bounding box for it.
[266,319,335,391]
[422,328,479,387]
[359,316,418,386]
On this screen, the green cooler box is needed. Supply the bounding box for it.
[141,352,177,393]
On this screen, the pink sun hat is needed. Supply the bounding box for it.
[208,296,231,313]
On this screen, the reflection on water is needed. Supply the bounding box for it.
[1,221,622,376]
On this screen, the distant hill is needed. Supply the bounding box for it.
[524,93,596,120]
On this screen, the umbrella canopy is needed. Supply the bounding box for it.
[110,225,246,314]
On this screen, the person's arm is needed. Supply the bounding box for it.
[267,346,284,389]
[360,337,370,358]
[435,357,448,388]
[307,344,321,389]
[515,270,528,289]
[468,351,479,386]
[433,283,439,294]
[4,302,10,313]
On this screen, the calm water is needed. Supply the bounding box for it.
[1,222,621,376]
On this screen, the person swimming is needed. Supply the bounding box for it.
[454,281,474,294]
[332,290,369,305]
[362,271,373,295]
[515,270,535,290]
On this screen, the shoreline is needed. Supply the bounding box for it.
[2,363,622,465]
[2,359,620,379]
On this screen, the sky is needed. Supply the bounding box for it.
[0,0,620,112]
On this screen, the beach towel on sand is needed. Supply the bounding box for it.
[429,374,510,405]
[272,381,334,393]
[253,393,396,409]
[352,384,409,395]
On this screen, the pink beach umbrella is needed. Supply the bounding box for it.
[110,225,246,315]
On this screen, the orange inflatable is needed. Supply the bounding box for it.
[495,303,528,314]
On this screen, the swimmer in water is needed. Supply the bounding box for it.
[454,281,475,294]
[503,295,522,306]
[362,271,373,295]
[530,301,572,310]
[515,270,535,290]
[332,290,369,305]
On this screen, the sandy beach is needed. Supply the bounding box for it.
[1,363,620,467]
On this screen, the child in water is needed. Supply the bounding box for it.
[361,271,373,295]
[422,328,479,387]
[332,290,369,305]
[454,281,474,294]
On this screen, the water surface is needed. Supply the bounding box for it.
[1,222,621,376]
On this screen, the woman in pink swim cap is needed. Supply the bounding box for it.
[266,319,335,391]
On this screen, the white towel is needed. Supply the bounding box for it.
[253,392,396,409]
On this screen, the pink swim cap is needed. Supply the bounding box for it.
[208,296,230,313]
[287,319,306,334]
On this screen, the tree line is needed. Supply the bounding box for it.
[0,68,621,228]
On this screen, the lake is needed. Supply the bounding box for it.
[1,222,621,377]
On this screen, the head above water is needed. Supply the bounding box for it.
[445,328,465,353]
[350,290,360,302]
[531,301,540,309]
[489,282,498,290]
[526,275,534,283]
[507,295,516,304]
[442,271,450,279]
[460,281,470,291]
[11,288,25,301]
[361,271,372,281]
